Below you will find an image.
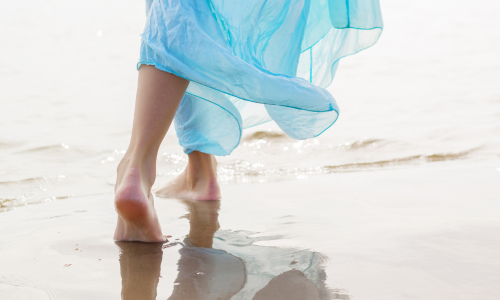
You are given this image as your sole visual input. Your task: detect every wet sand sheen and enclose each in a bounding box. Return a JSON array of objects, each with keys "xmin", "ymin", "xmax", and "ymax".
[
  {"xmin": 0, "ymin": 159, "xmax": 499, "ymax": 299},
  {"xmin": 1, "ymin": 0, "xmax": 500, "ymax": 298}
]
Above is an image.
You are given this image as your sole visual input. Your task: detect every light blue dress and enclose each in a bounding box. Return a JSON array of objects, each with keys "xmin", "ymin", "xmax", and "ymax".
[{"xmin": 139, "ymin": 0, "xmax": 383, "ymax": 156}]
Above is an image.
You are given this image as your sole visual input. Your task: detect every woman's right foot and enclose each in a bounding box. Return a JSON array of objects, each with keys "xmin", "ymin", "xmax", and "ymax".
[
  {"xmin": 155, "ymin": 151, "xmax": 221, "ymax": 201},
  {"xmin": 114, "ymin": 161, "xmax": 165, "ymax": 242}
]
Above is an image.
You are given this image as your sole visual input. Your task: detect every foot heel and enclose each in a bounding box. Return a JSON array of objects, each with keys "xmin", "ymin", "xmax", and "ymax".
[{"xmin": 115, "ymin": 186, "xmax": 149, "ymax": 222}]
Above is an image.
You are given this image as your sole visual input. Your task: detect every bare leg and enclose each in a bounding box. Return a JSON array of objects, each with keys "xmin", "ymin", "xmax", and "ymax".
[
  {"xmin": 155, "ymin": 151, "xmax": 221, "ymax": 201},
  {"xmin": 114, "ymin": 65, "xmax": 189, "ymax": 242}
]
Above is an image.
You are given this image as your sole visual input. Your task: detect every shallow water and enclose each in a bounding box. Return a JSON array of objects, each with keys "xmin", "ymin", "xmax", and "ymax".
[
  {"xmin": 1, "ymin": 1, "xmax": 500, "ymax": 299},
  {"xmin": 0, "ymin": 194, "xmax": 341, "ymax": 299},
  {"xmin": 1, "ymin": 0, "xmax": 499, "ymax": 210},
  {"xmin": 1, "ymin": 162, "xmax": 499, "ymax": 299}
]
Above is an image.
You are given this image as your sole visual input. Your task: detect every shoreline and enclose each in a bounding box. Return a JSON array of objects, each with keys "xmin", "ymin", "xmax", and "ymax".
[{"xmin": 1, "ymin": 159, "xmax": 499, "ymax": 299}]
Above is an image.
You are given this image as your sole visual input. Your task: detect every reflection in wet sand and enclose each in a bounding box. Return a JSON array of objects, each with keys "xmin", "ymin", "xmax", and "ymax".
[
  {"xmin": 253, "ymin": 270, "xmax": 320, "ymax": 300},
  {"xmin": 118, "ymin": 199, "xmax": 336, "ymax": 299},
  {"xmin": 183, "ymin": 200, "xmax": 222, "ymax": 248},
  {"xmin": 169, "ymin": 200, "xmax": 246, "ymax": 300},
  {"xmin": 116, "ymin": 241, "xmax": 163, "ymax": 300}
]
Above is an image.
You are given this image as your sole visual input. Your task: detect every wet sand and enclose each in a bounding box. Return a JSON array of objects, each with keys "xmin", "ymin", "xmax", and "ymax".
[
  {"xmin": 1, "ymin": 0, "xmax": 500, "ymax": 298},
  {"xmin": 1, "ymin": 159, "xmax": 499, "ymax": 300}
]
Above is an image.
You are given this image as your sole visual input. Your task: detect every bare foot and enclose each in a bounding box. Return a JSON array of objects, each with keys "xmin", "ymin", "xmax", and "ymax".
[
  {"xmin": 114, "ymin": 162, "xmax": 165, "ymax": 242},
  {"xmin": 155, "ymin": 151, "xmax": 221, "ymax": 201}
]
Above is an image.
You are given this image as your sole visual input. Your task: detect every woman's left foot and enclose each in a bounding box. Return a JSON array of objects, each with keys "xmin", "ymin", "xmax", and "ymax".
[
  {"xmin": 155, "ymin": 151, "xmax": 220, "ymax": 201},
  {"xmin": 114, "ymin": 159, "xmax": 165, "ymax": 242}
]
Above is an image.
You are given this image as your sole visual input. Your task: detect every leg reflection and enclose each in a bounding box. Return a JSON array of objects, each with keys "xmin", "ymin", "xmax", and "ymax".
[
  {"xmin": 116, "ymin": 242, "xmax": 163, "ymax": 300},
  {"xmin": 168, "ymin": 200, "xmax": 246, "ymax": 300},
  {"xmin": 184, "ymin": 199, "xmax": 221, "ymax": 248},
  {"xmin": 117, "ymin": 200, "xmax": 327, "ymax": 300}
]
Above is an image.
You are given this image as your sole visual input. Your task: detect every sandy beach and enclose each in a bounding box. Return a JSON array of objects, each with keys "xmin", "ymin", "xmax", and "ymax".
[
  {"xmin": 1, "ymin": 0, "xmax": 500, "ymax": 298},
  {"xmin": 1, "ymin": 158, "xmax": 499, "ymax": 299}
]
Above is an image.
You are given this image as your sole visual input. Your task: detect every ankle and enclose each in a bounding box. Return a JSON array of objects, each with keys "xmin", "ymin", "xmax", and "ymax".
[
  {"xmin": 185, "ymin": 151, "xmax": 217, "ymax": 181},
  {"xmin": 117, "ymin": 151, "xmax": 157, "ymax": 188}
]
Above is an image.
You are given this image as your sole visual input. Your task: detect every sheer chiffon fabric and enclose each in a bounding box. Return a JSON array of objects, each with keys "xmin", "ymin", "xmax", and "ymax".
[{"xmin": 139, "ymin": 0, "xmax": 383, "ymax": 156}]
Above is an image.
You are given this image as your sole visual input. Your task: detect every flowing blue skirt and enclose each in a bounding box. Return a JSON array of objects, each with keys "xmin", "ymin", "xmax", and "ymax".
[{"xmin": 139, "ymin": 0, "xmax": 383, "ymax": 156}]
